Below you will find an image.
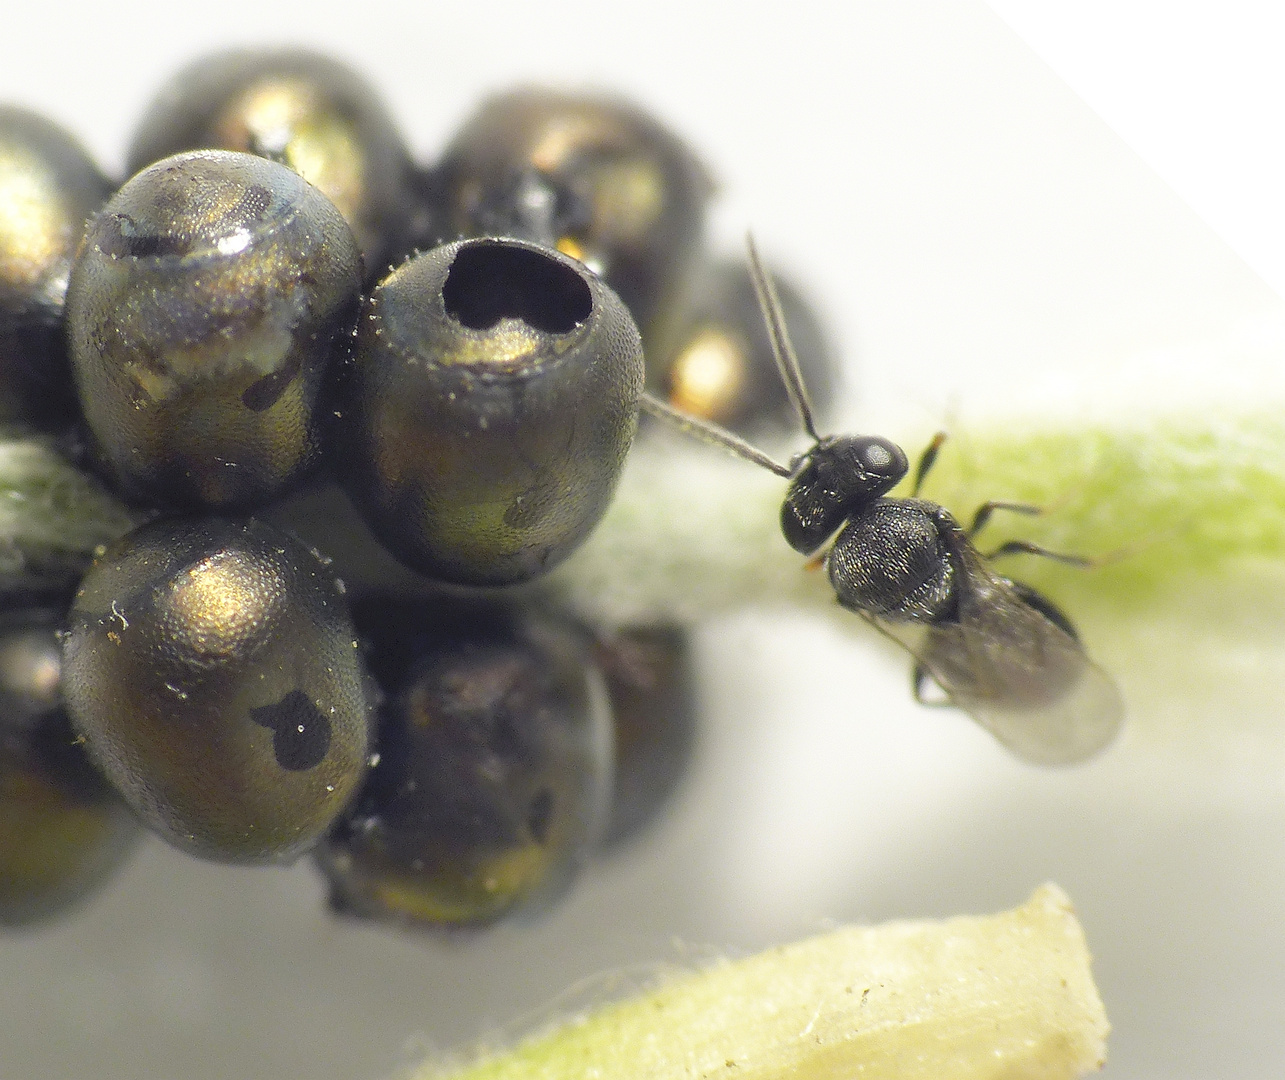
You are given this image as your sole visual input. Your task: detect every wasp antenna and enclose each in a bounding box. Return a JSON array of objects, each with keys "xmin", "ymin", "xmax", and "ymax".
[
  {"xmin": 746, "ymin": 233, "xmax": 820, "ymax": 443},
  {"xmin": 639, "ymin": 392, "xmax": 793, "ymax": 478}
]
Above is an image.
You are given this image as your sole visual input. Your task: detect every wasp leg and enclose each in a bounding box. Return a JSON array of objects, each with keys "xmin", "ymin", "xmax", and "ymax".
[
  {"xmin": 911, "ymin": 431, "xmax": 948, "ymax": 497},
  {"xmin": 984, "ymin": 539, "xmax": 1093, "ymax": 567},
  {"xmin": 968, "ymin": 500, "xmax": 1042, "ymax": 538},
  {"xmin": 1005, "ymin": 579, "xmax": 1080, "ymax": 641}
]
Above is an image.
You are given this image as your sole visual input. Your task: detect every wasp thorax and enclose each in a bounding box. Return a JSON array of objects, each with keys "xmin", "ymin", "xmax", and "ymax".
[
  {"xmin": 438, "ymin": 89, "xmax": 712, "ymax": 353},
  {"xmin": 66, "ymin": 151, "xmax": 362, "ymax": 510},
  {"xmin": 828, "ymin": 500, "xmax": 956, "ymax": 622},
  {"xmin": 0, "ymin": 108, "xmax": 111, "ymax": 428},
  {"xmin": 317, "ymin": 601, "xmax": 612, "ymax": 928},
  {"xmin": 339, "ymin": 237, "xmax": 644, "ymax": 586},
  {"xmin": 127, "ymin": 49, "xmax": 416, "ymax": 275},
  {"xmin": 61, "ymin": 517, "xmax": 373, "ymax": 863}
]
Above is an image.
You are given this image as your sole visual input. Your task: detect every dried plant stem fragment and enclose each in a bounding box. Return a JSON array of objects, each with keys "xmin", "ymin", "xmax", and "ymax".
[{"xmin": 424, "ymin": 884, "xmax": 1107, "ymax": 1080}]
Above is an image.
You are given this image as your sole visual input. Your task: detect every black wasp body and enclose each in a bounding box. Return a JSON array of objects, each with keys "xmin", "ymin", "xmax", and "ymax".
[{"xmin": 641, "ymin": 240, "xmax": 1123, "ymax": 766}]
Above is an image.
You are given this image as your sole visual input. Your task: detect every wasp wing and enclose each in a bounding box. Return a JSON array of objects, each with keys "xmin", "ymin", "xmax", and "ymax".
[{"xmin": 870, "ymin": 556, "xmax": 1123, "ymax": 766}]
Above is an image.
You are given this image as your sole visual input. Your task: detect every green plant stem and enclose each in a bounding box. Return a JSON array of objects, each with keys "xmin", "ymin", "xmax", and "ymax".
[{"xmin": 548, "ymin": 410, "xmax": 1285, "ymax": 626}]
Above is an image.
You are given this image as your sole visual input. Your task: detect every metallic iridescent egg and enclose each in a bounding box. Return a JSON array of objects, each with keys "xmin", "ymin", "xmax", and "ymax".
[
  {"xmin": 127, "ymin": 49, "xmax": 416, "ymax": 276},
  {"xmin": 0, "ymin": 108, "xmax": 110, "ymax": 427},
  {"xmin": 66, "ymin": 151, "xmax": 362, "ymax": 510},
  {"xmin": 437, "ymin": 88, "xmax": 712, "ymax": 353},
  {"xmin": 595, "ymin": 623, "xmax": 697, "ymax": 849},
  {"xmin": 0, "ymin": 606, "xmax": 139, "ymax": 925},
  {"xmin": 318, "ymin": 600, "xmax": 612, "ymax": 927},
  {"xmin": 656, "ymin": 257, "xmax": 836, "ymax": 436},
  {"xmin": 338, "ymin": 237, "xmax": 644, "ymax": 586},
  {"xmin": 61, "ymin": 517, "xmax": 373, "ymax": 863}
]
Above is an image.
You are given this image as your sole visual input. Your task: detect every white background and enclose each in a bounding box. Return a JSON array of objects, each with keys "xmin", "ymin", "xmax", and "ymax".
[
  {"xmin": 990, "ymin": 2, "xmax": 1285, "ymax": 303},
  {"xmin": 1, "ymin": 3, "xmax": 1284, "ymax": 1079}
]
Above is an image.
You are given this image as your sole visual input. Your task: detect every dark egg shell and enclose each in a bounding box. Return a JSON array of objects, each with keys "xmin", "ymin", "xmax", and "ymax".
[
  {"xmin": 655, "ymin": 257, "xmax": 837, "ymax": 436},
  {"xmin": 437, "ymin": 88, "xmax": 712, "ymax": 353},
  {"xmin": 0, "ymin": 108, "xmax": 111, "ymax": 428},
  {"xmin": 127, "ymin": 48, "xmax": 416, "ymax": 276},
  {"xmin": 0, "ymin": 607, "xmax": 139, "ymax": 925},
  {"xmin": 317, "ymin": 599, "xmax": 613, "ymax": 928},
  {"xmin": 61, "ymin": 517, "xmax": 373, "ymax": 863},
  {"xmin": 66, "ymin": 150, "xmax": 362, "ymax": 511},
  {"xmin": 595, "ymin": 624, "xmax": 697, "ymax": 850},
  {"xmin": 338, "ymin": 237, "xmax": 644, "ymax": 586}
]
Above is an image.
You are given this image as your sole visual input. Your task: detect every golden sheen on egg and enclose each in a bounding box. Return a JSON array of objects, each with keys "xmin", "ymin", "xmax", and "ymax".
[
  {"xmin": 66, "ymin": 150, "xmax": 362, "ymax": 510},
  {"xmin": 438, "ymin": 88, "xmax": 712, "ymax": 352},
  {"xmin": 657, "ymin": 257, "xmax": 836, "ymax": 436},
  {"xmin": 0, "ymin": 108, "xmax": 110, "ymax": 427},
  {"xmin": 126, "ymin": 48, "xmax": 416, "ymax": 274},
  {"xmin": 61, "ymin": 517, "xmax": 373, "ymax": 863},
  {"xmin": 0, "ymin": 608, "xmax": 139, "ymax": 925},
  {"xmin": 339, "ymin": 237, "xmax": 644, "ymax": 586}
]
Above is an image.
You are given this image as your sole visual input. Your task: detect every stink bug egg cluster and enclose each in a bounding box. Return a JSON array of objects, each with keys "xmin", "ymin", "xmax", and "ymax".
[{"xmin": 0, "ymin": 48, "xmax": 834, "ymax": 928}]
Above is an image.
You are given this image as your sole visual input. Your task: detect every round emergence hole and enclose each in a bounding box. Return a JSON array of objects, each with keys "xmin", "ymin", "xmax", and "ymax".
[{"xmin": 443, "ymin": 241, "xmax": 593, "ymax": 333}]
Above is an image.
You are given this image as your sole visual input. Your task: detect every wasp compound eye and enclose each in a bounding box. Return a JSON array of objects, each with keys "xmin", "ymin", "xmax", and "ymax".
[
  {"xmin": 0, "ymin": 108, "xmax": 111, "ymax": 429},
  {"xmin": 849, "ymin": 436, "xmax": 908, "ymax": 482},
  {"xmin": 61, "ymin": 517, "xmax": 373, "ymax": 863},
  {"xmin": 66, "ymin": 150, "xmax": 362, "ymax": 511},
  {"xmin": 338, "ymin": 237, "xmax": 644, "ymax": 586},
  {"xmin": 126, "ymin": 49, "xmax": 415, "ymax": 276},
  {"xmin": 317, "ymin": 601, "xmax": 613, "ymax": 928},
  {"xmin": 438, "ymin": 89, "xmax": 712, "ymax": 354},
  {"xmin": 0, "ymin": 607, "xmax": 140, "ymax": 925}
]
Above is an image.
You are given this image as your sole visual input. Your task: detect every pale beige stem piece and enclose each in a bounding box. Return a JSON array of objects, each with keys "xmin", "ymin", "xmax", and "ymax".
[{"xmin": 422, "ymin": 884, "xmax": 1107, "ymax": 1080}]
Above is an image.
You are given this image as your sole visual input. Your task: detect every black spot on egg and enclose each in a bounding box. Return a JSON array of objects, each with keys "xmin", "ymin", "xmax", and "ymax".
[
  {"xmin": 62, "ymin": 517, "xmax": 373, "ymax": 863},
  {"xmin": 250, "ymin": 690, "xmax": 331, "ymax": 772},
  {"xmin": 240, "ymin": 354, "xmax": 303, "ymax": 413}
]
